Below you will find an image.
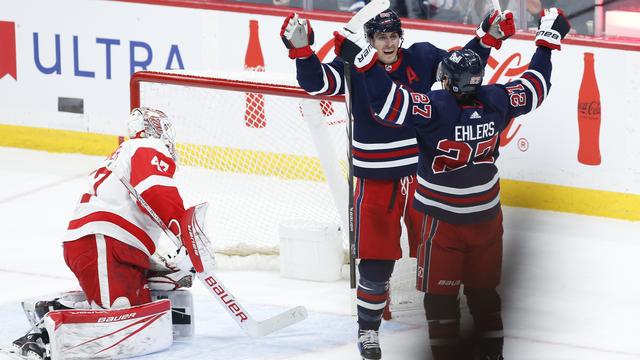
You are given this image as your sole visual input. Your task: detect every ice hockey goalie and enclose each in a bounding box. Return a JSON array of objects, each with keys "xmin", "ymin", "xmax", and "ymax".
[{"xmin": 5, "ymin": 108, "xmax": 210, "ymax": 360}]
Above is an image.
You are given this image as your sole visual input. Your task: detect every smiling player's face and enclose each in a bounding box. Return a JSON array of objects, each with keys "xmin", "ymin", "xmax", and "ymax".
[{"xmin": 371, "ymin": 32, "xmax": 401, "ymax": 65}]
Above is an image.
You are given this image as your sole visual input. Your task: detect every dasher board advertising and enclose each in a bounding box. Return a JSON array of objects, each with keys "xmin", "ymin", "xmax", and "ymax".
[{"xmin": 0, "ymin": 0, "xmax": 638, "ymax": 219}]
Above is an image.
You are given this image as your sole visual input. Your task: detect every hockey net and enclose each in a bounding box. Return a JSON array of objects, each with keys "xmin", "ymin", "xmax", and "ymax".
[{"xmin": 130, "ymin": 70, "xmax": 423, "ymax": 318}]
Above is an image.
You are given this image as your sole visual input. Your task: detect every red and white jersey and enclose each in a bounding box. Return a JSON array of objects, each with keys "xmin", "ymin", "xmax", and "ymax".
[{"xmin": 64, "ymin": 138, "xmax": 185, "ymax": 256}]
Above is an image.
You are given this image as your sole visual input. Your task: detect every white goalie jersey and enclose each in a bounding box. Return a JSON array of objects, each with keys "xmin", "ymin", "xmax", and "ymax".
[{"xmin": 63, "ymin": 138, "xmax": 185, "ymax": 256}]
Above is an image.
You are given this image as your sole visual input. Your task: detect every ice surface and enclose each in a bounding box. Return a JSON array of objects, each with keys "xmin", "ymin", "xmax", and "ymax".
[{"xmin": 1, "ymin": 147, "xmax": 639, "ymax": 359}]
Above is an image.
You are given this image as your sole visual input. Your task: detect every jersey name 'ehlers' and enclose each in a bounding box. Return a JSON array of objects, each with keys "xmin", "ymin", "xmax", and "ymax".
[{"xmin": 454, "ymin": 122, "xmax": 495, "ymax": 142}]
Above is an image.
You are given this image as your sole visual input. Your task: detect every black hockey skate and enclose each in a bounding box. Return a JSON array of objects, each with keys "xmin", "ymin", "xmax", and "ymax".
[
  {"xmin": 357, "ymin": 329, "xmax": 381, "ymax": 360},
  {"xmin": 11, "ymin": 330, "xmax": 50, "ymax": 360}
]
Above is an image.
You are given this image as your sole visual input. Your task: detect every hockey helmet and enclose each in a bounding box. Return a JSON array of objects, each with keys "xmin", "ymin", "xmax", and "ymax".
[
  {"xmin": 128, "ymin": 107, "xmax": 177, "ymax": 159},
  {"xmin": 364, "ymin": 10, "xmax": 403, "ymax": 38},
  {"xmin": 436, "ymin": 49, "xmax": 484, "ymax": 95}
]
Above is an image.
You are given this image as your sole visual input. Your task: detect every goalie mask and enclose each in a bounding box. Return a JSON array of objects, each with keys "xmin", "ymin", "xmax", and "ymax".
[{"xmin": 128, "ymin": 107, "xmax": 177, "ymax": 160}]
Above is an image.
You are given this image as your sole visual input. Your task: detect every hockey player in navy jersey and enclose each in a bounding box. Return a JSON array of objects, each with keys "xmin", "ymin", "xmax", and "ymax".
[
  {"xmin": 335, "ymin": 7, "xmax": 570, "ymax": 360},
  {"xmin": 281, "ymin": 9, "xmax": 515, "ymax": 360}
]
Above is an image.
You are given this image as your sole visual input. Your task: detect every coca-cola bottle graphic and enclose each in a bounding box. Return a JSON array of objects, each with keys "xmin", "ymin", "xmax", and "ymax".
[
  {"xmin": 244, "ymin": 20, "xmax": 266, "ymax": 128},
  {"xmin": 577, "ymin": 52, "xmax": 601, "ymax": 165}
]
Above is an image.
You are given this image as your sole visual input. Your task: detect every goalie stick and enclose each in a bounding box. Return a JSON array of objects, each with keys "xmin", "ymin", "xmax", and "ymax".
[
  {"xmin": 342, "ymin": 0, "xmax": 390, "ymax": 295},
  {"xmin": 113, "ymin": 170, "xmax": 308, "ymax": 337}
]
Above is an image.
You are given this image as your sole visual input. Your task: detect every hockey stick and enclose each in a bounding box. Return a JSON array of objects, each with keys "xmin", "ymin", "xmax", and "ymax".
[
  {"xmin": 491, "ymin": 0, "xmax": 502, "ymax": 12},
  {"xmin": 344, "ymin": 0, "xmax": 390, "ymax": 33},
  {"xmin": 340, "ymin": 0, "xmax": 390, "ymax": 296},
  {"xmin": 113, "ymin": 172, "xmax": 307, "ymax": 337},
  {"xmin": 345, "ymin": 61, "xmax": 357, "ymax": 293}
]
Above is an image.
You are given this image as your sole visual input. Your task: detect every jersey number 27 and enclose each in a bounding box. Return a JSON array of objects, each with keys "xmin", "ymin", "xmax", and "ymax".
[{"xmin": 432, "ymin": 134, "xmax": 499, "ymax": 173}]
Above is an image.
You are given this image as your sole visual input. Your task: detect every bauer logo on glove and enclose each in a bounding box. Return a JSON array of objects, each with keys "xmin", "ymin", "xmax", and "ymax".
[{"xmin": 535, "ymin": 7, "xmax": 571, "ymax": 50}]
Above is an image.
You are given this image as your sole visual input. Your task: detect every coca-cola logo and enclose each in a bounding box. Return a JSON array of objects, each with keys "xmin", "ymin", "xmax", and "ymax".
[{"xmin": 578, "ymin": 101, "xmax": 600, "ymax": 116}]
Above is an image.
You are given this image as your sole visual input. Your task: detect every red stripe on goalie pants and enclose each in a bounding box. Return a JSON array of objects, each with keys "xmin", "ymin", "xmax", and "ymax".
[{"xmin": 0, "ymin": 21, "xmax": 17, "ymax": 80}]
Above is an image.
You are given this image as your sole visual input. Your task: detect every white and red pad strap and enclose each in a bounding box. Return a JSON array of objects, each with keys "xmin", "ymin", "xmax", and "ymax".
[
  {"xmin": 43, "ymin": 300, "xmax": 172, "ymax": 360},
  {"xmin": 178, "ymin": 202, "xmax": 211, "ymax": 273}
]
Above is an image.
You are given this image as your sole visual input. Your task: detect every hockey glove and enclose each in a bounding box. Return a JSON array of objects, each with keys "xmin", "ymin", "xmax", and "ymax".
[
  {"xmin": 333, "ymin": 29, "xmax": 378, "ymax": 72},
  {"xmin": 280, "ymin": 13, "xmax": 315, "ymax": 59},
  {"xmin": 535, "ymin": 8, "xmax": 571, "ymax": 50},
  {"xmin": 476, "ymin": 10, "xmax": 516, "ymax": 49}
]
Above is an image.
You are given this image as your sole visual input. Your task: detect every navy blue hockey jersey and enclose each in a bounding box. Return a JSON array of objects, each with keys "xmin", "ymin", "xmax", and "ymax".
[
  {"xmin": 364, "ymin": 47, "xmax": 553, "ymax": 223},
  {"xmin": 296, "ymin": 38, "xmax": 490, "ymax": 179}
]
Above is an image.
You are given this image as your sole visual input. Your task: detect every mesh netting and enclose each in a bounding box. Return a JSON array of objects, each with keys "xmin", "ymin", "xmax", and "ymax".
[{"xmin": 138, "ymin": 72, "xmax": 347, "ymax": 256}]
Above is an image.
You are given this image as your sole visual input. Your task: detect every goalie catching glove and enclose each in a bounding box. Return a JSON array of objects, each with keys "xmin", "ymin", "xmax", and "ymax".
[
  {"xmin": 333, "ymin": 29, "xmax": 378, "ymax": 72},
  {"xmin": 535, "ymin": 7, "xmax": 571, "ymax": 50},
  {"xmin": 476, "ymin": 10, "xmax": 516, "ymax": 49},
  {"xmin": 281, "ymin": 13, "xmax": 315, "ymax": 59}
]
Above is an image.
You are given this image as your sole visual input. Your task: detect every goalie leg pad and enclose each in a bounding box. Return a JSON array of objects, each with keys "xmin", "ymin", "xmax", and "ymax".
[{"xmin": 43, "ymin": 299, "xmax": 172, "ymax": 360}]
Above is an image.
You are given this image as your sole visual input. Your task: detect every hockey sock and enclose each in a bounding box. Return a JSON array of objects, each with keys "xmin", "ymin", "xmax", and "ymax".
[
  {"xmin": 357, "ymin": 259, "xmax": 394, "ymax": 331},
  {"xmin": 424, "ymin": 293, "xmax": 461, "ymax": 359},
  {"xmin": 464, "ymin": 287, "xmax": 504, "ymax": 356}
]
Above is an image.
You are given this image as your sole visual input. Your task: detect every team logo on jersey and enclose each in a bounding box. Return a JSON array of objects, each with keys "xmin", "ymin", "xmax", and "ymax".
[
  {"xmin": 470, "ymin": 111, "xmax": 482, "ymax": 119},
  {"xmin": 0, "ymin": 21, "xmax": 17, "ymax": 80},
  {"xmin": 151, "ymin": 156, "xmax": 169, "ymax": 172}
]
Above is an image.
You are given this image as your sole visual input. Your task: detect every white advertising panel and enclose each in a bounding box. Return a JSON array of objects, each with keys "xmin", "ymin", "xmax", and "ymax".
[{"xmin": 1, "ymin": 0, "xmax": 638, "ymax": 200}]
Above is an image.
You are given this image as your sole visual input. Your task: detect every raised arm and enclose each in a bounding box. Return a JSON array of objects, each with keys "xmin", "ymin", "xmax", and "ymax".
[
  {"xmin": 498, "ymin": 8, "xmax": 570, "ymax": 119},
  {"xmin": 427, "ymin": 10, "xmax": 515, "ymax": 81},
  {"xmin": 281, "ymin": 13, "xmax": 345, "ymax": 96}
]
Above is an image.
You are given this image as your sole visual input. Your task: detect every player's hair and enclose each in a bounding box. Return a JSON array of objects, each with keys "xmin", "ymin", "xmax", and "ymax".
[
  {"xmin": 437, "ymin": 49, "xmax": 485, "ymax": 96},
  {"xmin": 364, "ymin": 9, "xmax": 403, "ymax": 39}
]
